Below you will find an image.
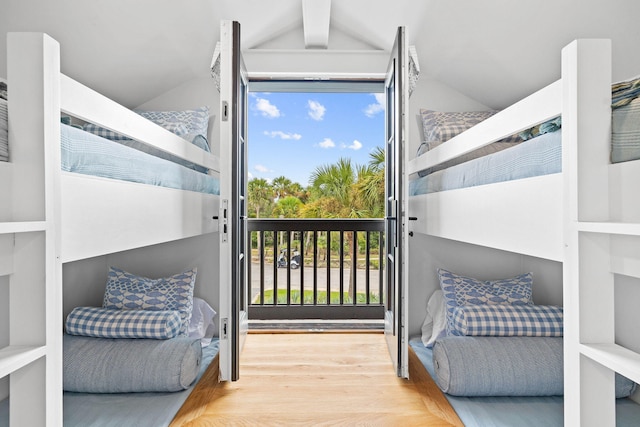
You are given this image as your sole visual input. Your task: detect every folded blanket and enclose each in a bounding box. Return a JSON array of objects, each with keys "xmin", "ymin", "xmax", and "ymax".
[
  {"xmin": 612, "ymin": 76, "xmax": 640, "ymax": 108},
  {"xmin": 63, "ymin": 334, "xmax": 202, "ymax": 393},
  {"xmin": 433, "ymin": 336, "xmax": 637, "ymax": 397}
]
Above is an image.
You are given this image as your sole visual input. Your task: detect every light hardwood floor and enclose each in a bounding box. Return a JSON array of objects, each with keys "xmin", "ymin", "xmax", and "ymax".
[{"xmin": 171, "ymin": 332, "xmax": 462, "ymax": 426}]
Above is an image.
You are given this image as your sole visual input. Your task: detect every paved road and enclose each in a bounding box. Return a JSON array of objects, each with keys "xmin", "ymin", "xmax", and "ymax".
[{"xmin": 249, "ymin": 261, "xmax": 382, "ymax": 302}]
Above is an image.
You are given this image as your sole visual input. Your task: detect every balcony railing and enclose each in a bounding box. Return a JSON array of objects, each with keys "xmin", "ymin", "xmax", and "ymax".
[{"xmin": 248, "ymin": 218, "xmax": 385, "ymax": 320}]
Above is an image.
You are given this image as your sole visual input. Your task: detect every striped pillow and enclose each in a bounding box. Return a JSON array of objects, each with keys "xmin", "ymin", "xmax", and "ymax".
[
  {"xmin": 65, "ymin": 306, "xmax": 181, "ymax": 339},
  {"xmin": 450, "ymin": 304, "xmax": 563, "ymax": 337}
]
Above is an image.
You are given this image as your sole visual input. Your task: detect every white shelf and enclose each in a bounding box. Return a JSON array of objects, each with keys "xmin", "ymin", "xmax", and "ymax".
[
  {"xmin": 577, "ymin": 221, "xmax": 640, "ymax": 236},
  {"xmin": 0, "ymin": 221, "xmax": 47, "ymax": 235},
  {"xmin": 0, "ymin": 345, "xmax": 47, "ymax": 379},
  {"xmin": 580, "ymin": 343, "xmax": 640, "ymax": 384}
]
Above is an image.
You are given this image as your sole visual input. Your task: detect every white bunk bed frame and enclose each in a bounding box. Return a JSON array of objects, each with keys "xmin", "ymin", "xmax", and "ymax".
[
  {"xmin": 408, "ymin": 39, "xmax": 640, "ymax": 426},
  {"xmin": 0, "ymin": 33, "xmax": 220, "ymax": 426}
]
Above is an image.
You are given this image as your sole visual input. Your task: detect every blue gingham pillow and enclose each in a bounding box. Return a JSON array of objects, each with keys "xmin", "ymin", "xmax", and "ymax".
[
  {"xmin": 65, "ymin": 306, "xmax": 181, "ymax": 339},
  {"xmin": 82, "ymin": 123, "xmax": 132, "ymax": 141},
  {"xmin": 136, "ymin": 107, "xmax": 210, "ymax": 139},
  {"xmin": 82, "ymin": 121, "xmax": 189, "ymax": 141},
  {"xmin": 437, "ymin": 268, "xmax": 533, "ymax": 335},
  {"xmin": 82, "ymin": 106, "xmax": 210, "ymax": 147},
  {"xmin": 103, "ymin": 267, "xmax": 197, "ymax": 336},
  {"xmin": 450, "ymin": 304, "xmax": 563, "ymax": 337},
  {"xmin": 419, "ymin": 109, "xmax": 521, "ymax": 151}
]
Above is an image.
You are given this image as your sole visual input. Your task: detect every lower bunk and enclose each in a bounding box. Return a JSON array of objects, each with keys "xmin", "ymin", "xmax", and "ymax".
[
  {"xmin": 0, "ymin": 338, "xmax": 219, "ymax": 427},
  {"xmin": 409, "ymin": 337, "xmax": 640, "ymax": 427}
]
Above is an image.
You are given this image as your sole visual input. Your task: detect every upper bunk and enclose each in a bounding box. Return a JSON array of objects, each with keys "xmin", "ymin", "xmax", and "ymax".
[
  {"xmin": 2, "ymin": 32, "xmax": 221, "ymax": 263},
  {"xmin": 407, "ymin": 39, "xmax": 640, "ymax": 263}
]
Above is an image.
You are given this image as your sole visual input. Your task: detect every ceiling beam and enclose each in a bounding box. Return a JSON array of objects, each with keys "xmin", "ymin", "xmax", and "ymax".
[{"xmin": 302, "ymin": 0, "xmax": 331, "ymax": 49}]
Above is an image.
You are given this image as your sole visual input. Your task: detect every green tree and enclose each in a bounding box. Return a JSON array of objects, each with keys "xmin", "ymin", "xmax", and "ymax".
[
  {"xmin": 272, "ymin": 176, "xmax": 293, "ymax": 201},
  {"xmin": 306, "ymin": 156, "xmax": 383, "ymax": 299},
  {"xmin": 248, "ymin": 178, "xmax": 273, "ymax": 219},
  {"xmin": 354, "ymin": 146, "xmax": 385, "ymax": 218},
  {"xmin": 274, "ymin": 195, "xmax": 303, "ymax": 218}
]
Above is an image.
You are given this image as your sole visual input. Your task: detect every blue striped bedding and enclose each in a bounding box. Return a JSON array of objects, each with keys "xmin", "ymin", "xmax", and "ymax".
[
  {"xmin": 410, "ymin": 129, "xmax": 562, "ymax": 195},
  {"xmin": 409, "ymin": 337, "xmax": 640, "ymax": 427},
  {"xmin": 0, "ymin": 339, "xmax": 218, "ymax": 427},
  {"xmin": 61, "ymin": 124, "xmax": 219, "ymax": 195},
  {"xmin": 411, "ymin": 91, "xmax": 640, "ymax": 196}
]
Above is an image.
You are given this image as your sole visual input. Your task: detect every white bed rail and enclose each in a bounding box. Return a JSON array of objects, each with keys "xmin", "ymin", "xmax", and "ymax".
[
  {"xmin": 408, "ymin": 80, "xmax": 561, "ymax": 176},
  {"xmin": 60, "ymin": 75, "xmax": 220, "ymax": 174}
]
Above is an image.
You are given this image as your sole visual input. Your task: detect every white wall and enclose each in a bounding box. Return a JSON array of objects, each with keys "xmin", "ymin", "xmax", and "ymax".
[
  {"xmin": 615, "ymin": 275, "xmax": 640, "ymax": 354},
  {"xmin": 0, "ymin": 276, "xmax": 8, "ymax": 401}
]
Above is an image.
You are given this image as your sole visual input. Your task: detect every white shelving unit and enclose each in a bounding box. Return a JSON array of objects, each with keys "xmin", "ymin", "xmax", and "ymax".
[
  {"xmin": 562, "ymin": 40, "xmax": 640, "ymax": 427},
  {"xmin": 0, "ymin": 33, "xmax": 63, "ymax": 427}
]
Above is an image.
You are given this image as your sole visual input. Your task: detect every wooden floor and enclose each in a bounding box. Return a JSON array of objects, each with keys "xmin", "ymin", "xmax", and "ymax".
[{"xmin": 171, "ymin": 332, "xmax": 462, "ymax": 426}]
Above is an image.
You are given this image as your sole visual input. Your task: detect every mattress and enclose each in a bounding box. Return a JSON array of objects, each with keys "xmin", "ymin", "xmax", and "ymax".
[
  {"xmin": 409, "ymin": 337, "xmax": 640, "ymax": 427},
  {"xmin": 61, "ymin": 124, "xmax": 219, "ymax": 195},
  {"xmin": 0, "ymin": 339, "xmax": 219, "ymax": 427},
  {"xmin": 410, "ymin": 129, "xmax": 561, "ymax": 195}
]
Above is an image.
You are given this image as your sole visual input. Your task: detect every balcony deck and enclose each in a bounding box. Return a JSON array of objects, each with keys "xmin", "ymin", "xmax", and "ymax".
[{"xmin": 248, "ymin": 218, "xmax": 385, "ymax": 320}]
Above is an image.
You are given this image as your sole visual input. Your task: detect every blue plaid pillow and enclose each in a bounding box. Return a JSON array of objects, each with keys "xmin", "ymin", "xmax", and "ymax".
[
  {"xmin": 65, "ymin": 306, "xmax": 181, "ymax": 339},
  {"xmin": 450, "ymin": 304, "xmax": 563, "ymax": 337},
  {"xmin": 82, "ymin": 106, "xmax": 210, "ymax": 149},
  {"xmin": 103, "ymin": 267, "xmax": 196, "ymax": 336},
  {"xmin": 419, "ymin": 109, "xmax": 521, "ymax": 151},
  {"xmin": 136, "ymin": 107, "xmax": 209, "ymax": 138},
  {"xmin": 437, "ymin": 268, "xmax": 533, "ymax": 335}
]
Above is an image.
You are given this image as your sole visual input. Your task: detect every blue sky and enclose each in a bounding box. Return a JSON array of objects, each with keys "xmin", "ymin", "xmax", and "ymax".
[{"xmin": 248, "ymin": 92, "xmax": 385, "ymax": 187}]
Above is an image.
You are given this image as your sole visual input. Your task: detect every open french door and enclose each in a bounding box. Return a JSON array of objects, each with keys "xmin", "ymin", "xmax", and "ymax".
[
  {"xmin": 219, "ymin": 20, "xmax": 249, "ymax": 382},
  {"xmin": 384, "ymin": 26, "xmax": 409, "ymax": 378}
]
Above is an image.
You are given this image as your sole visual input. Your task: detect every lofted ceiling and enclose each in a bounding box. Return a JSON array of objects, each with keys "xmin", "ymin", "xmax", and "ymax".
[{"xmin": 1, "ymin": 0, "xmax": 639, "ymax": 109}]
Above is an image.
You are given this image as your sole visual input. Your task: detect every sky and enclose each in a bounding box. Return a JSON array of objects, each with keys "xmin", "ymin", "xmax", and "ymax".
[{"xmin": 247, "ymin": 91, "xmax": 385, "ymax": 187}]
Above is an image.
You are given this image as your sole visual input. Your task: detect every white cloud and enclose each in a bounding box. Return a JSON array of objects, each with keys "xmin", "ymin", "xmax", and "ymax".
[
  {"xmin": 364, "ymin": 93, "xmax": 385, "ymax": 117},
  {"xmin": 254, "ymin": 164, "xmax": 270, "ymax": 173},
  {"xmin": 255, "ymin": 98, "xmax": 280, "ymax": 118},
  {"xmin": 318, "ymin": 138, "xmax": 335, "ymax": 149},
  {"xmin": 264, "ymin": 130, "xmax": 302, "ymax": 140},
  {"xmin": 307, "ymin": 100, "xmax": 326, "ymax": 121},
  {"xmin": 347, "ymin": 140, "xmax": 363, "ymax": 150}
]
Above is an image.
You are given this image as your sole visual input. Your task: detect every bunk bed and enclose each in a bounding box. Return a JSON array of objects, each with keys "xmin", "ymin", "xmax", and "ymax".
[
  {"xmin": 407, "ymin": 39, "xmax": 640, "ymax": 426},
  {"xmin": 0, "ymin": 32, "xmax": 221, "ymax": 426}
]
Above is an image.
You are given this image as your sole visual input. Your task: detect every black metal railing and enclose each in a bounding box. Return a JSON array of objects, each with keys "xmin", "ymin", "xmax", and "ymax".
[{"xmin": 248, "ymin": 218, "xmax": 385, "ymax": 320}]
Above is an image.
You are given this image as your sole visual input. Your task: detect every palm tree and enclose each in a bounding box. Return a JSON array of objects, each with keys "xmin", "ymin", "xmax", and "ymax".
[
  {"xmin": 248, "ymin": 178, "xmax": 274, "ymax": 260},
  {"xmin": 307, "ymin": 158, "xmax": 363, "ymax": 300},
  {"xmin": 272, "ymin": 176, "xmax": 293, "ymax": 201},
  {"xmin": 274, "ymin": 195, "xmax": 303, "ymax": 218},
  {"xmin": 354, "ymin": 146, "xmax": 385, "ymax": 218},
  {"xmin": 248, "ymin": 178, "xmax": 273, "ymax": 219}
]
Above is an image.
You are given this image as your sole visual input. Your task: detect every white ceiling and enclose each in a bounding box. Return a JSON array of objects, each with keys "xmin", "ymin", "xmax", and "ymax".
[{"xmin": 1, "ymin": 0, "xmax": 640, "ymax": 109}]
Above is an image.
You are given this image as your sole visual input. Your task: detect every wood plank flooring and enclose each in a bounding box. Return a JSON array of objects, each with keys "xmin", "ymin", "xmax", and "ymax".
[{"xmin": 171, "ymin": 332, "xmax": 462, "ymax": 426}]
